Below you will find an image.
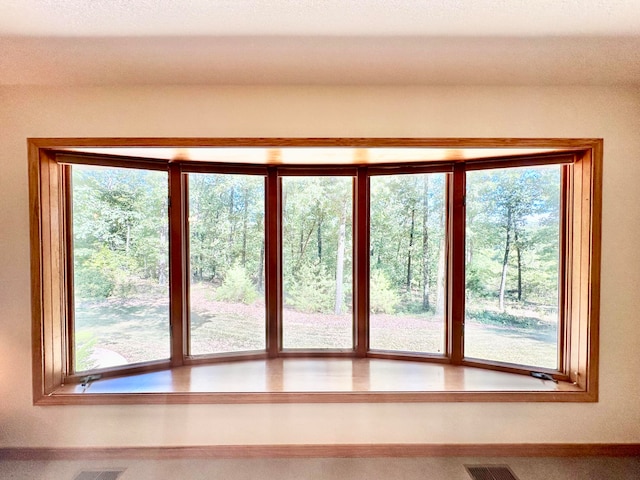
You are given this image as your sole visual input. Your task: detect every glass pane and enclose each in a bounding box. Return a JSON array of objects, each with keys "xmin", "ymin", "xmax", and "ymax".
[
  {"xmin": 71, "ymin": 165, "xmax": 169, "ymax": 372},
  {"xmin": 465, "ymin": 165, "xmax": 561, "ymax": 369},
  {"xmin": 369, "ymin": 173, "xmax": 447, "ymax": 354},
  {"xmin": 188, "ymin": 174, "xmax": 266, "ymax": 355},
  {"xmin": 282, "ymin": 177, "xmax": 353, "ymax": 349}
]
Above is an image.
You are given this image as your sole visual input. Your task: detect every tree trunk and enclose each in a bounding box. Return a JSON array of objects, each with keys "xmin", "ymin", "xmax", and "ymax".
[
  {"xmin": 228, "ymin": 185, "xmax": 235, "ymax": 265},
  {"xmin": 125, "ymin": 224, "xmax": 131, "ymax": 254},
  {"xmin": 158, "ymin": 210, "xmax": 168, "ymax": 286},
  {"xmin": 317, "ymin": 218, "xmax": 323, "ymax": 261},
  {"xmin": 406, "ymin": 205, "xmax": 416, "ymax": 293},
  {"xmin": 334, "ymin": 200, "xmax": 347, "ymax": 315},
  {"xmin": 257, "ymin": 239, "xmax": 264, "ymax": 291},
  {"xmin": 435, "ymin": 235, "xmax": 446, "ymax": 316},
  {"xmin": 292, "ymin": 220, "xmax": 318, "ymax": 272},
  {"xmin": 515, "ymin": 227, "xmax": 522, "ymax": 302},
  {"xmin": 435, "ymin": 206, "xmax": 446, "ymax": 316},
  {"xmin": 422, "ymin": 176, "xmax": 430, "ymax": 310},
  {"xmin": 299, "ymin": 224, "xmax": 304, "ymax": 256},
  {"xmin": 498, "ymin": 209, "xmax": 512, "ymax": 312},
  {"xmin": 241, "ymin": 186, "xmax": 248, "ymax": 267}
]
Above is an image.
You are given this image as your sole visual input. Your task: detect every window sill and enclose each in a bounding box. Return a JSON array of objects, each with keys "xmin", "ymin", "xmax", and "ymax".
[{"xmin": 37, "ymin": 358, "xmax": 590, "ymax": 405}]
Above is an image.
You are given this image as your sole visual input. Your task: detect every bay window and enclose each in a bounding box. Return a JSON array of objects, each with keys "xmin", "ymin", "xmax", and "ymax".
[{"xmin": 29, "ymin": 138, "xmax": 602, "ymax": 403}]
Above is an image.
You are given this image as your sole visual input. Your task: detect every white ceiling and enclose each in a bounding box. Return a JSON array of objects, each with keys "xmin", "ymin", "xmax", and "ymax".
[
  {"xmin": 3, "ymin": 0, "xmax": 640, "ymax": 37},
  {"xmin": 1, "ymin": 1, "xmax": 640, "ymax": 86}
]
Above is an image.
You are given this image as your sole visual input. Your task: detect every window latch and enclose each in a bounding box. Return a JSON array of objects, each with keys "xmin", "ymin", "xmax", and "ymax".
[
  {"xmin": 80, "ymin": 374, "xmax": 101, "ymax": 392},
  {"xmin": 530, "ymin": 371, "xmax": 557, "ymax": 383}
]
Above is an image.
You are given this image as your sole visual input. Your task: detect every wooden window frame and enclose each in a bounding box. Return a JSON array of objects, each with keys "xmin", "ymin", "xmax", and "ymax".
[{"xmin": 29, "ymin": 138, "xmax": 602, "ymax": 404}]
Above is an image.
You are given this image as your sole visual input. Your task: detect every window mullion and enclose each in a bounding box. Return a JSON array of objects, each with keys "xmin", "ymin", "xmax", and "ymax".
[
  {"xmin": 265, "ymin": 167, "xmax": 281, "ymax": 357},
  {"xmin": 355, "ymin": 167, "xmax": 369, "ymax": 356},
  {"xmin": 448, "ymin": 164, "xmax": 466, "ymax": 364},
  {"xmin": 169, "ymin": 164, "xmax": 186, "ymax": 366}
]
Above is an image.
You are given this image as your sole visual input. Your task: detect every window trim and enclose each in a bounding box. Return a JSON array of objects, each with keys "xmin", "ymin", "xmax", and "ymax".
[{"xmin": 29, "ymin": 138, "xmax": 602, "ymax": 404}]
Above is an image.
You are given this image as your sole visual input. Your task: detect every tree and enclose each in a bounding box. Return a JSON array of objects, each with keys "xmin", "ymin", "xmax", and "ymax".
[
  {"xmin": 369, "ymin": 173, "xmax": 446, "ymax": 313},
  {"xmin": 421, "ymin": 175, "xmax": 431, "ymax": 310},
  {"xmin": 71, "ymin": 165, "xmax": 168, "ymax": 299},
  {"xmin": 282, "ymin": 176, "xmax": 353, "ymax": 314},
  {"xmin": 188, "ymin": 173, "xmax": 264, "ymax": 289},
  {"xmin": 334, "ymin": 196, "xmax": 348, "ymax": 314},
  {"xmin": 466, "ymin": 166, "xmax": 560, "ymax": 312}
]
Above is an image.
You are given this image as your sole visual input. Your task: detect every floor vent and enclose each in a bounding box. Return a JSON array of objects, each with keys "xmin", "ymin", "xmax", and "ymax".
[
  {"xmin": 73, "ymin": 470, "xmax": 125, "ymax": 480},
  {"xmin": 465, "ymin": 465, "xmax": 520, "ymax": 480}
]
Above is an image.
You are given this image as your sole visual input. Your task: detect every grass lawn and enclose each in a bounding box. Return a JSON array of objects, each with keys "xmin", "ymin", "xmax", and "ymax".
[{"xmin": 74, "ymin": 285, "xmax": 558, "ymax": 372}]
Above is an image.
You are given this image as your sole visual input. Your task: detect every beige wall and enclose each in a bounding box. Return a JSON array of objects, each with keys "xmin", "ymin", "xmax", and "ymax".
[{"xmin": 1, "ymin": 85, "xmax": 639, "ymax": 448}]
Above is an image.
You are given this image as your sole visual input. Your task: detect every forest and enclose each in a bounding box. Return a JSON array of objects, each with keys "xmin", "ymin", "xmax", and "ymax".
[{"xmin": 70, "ymin": 164, "xmax": 561, "ymax": 371}]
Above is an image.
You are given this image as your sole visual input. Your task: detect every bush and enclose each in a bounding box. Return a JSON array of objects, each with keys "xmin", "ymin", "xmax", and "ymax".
[
  {"xmin": 369, "ymin": 269, "xmax": 398, "ymax": 314},
  {"xmin": 75, "ymin": 246, "xmax": 138, "ymax": 299},
  {"xmin": 215, "ymin": 265, "xmax": 259, "ymax": 304},
  {"xmin": 287, "ymin": 263, "xmax": 335, "ymax": 313},
  {"xmin": 74, "ymin": 246, "xmax": 119, "ymax": 298}
]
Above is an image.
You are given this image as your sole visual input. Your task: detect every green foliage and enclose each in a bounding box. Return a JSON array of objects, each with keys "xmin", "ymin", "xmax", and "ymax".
[
  {"xmin": 369, "ymin": 173, "xmax": 446, "ymax": 310},
  {"xmin": 286, "ymin": 263, "xmax": 335, "ymax": 314},
  {"xmin": 465, "ymin": 254, "xmax": 499, "ymax": 298},
  {"xmin": 215, "ymin": 265, "xmax": 259, "ymax": 304},
  {"xmin": 74, "ymin": 246, "xmax": 143, "ymax": 299},
  {"xmin": 74, "ymin": 246, "xmax": 120, "ymax": 298},
  {"xmin": 69, "ymin": 162, "xmax": 561, "ymax": 331},
  {"xmin": 281, "ymin": 176, "xmax": 352, "ymax": 314},
  {"xmin": 189, "ymin": 174, "xmax": 265, "ymax": 285},
  {"xmin": 72, "ymin": 165, "xmax": 168, "ymax": 300},
  {"xmin": 466, "ymin": 165, "xmax": 561, "ymax": 307},
  {"xmin": 282, "ymin": 177, "xmax": 352, "ymax": 278},
  {"xmin": 74, "ymin": 331, "xmax": 97, "ymax": 372},
  {"xmin": 369, "ymin": 269, "xmax": 399, "ymax": 314}
]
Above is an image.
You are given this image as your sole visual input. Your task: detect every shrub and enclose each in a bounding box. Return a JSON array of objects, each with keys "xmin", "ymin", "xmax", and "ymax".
[
  {"xmin": 74, "ymin": 246, "xmax": 119, "ymax": 298},
  {"xmin": 287, "ymin": 263, "xmax": 335, "ymax": 313},
  {"xmin": 75, "ymin": 246, "xmax": 138, "ymax": 299},
  {"xmin": 215, "ymin": 265, "xmax": 259, "ymax": 304},
  {"xmin": 369, "ymin": 269, "xmax": 398, "ymax": 314}
]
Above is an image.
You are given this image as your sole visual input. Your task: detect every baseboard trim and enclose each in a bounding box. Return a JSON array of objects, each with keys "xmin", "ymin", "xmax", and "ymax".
[{"xmin": 1, "ymin": 443, "xmax": 639, "ymax": 460}]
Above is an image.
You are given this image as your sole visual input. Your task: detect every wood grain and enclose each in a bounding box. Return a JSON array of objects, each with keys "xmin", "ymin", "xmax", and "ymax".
[
  {"xmin": 266, "ymin": 167, "xmax": 281, "ymax": 357},
  {"xmin": 2, "ymin": 443, "xmax": 638, "ymax": 460},
  {"xmin": 169, "ymin": 164, "xmax": 186, "ymax": 366},
  {"xmin": 43, "ymin": 358, "xmax": 592, "ymax": 405},
  {"xmin": 28, "ymin": 140, "xmax": 45, "ymax": 402},
  {"xmin": 587, "ymin": 140, "xmax": 603, "ymax": 400},
  {"xmin": 28, "ymin": 137, "xmax": 602, "ymax": 149},
  {"xmin": 449, "ymin": 164, "xmax": 465, "ymax": 364},
  {"xmin": 355, "ymin": 168, "xmax": 369, "ymax": 356}
]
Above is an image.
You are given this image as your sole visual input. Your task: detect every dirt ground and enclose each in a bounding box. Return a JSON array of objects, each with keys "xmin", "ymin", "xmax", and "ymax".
[{"xmin": 75, "ymin": 284, "xmax": 557, "ymax": 371}]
